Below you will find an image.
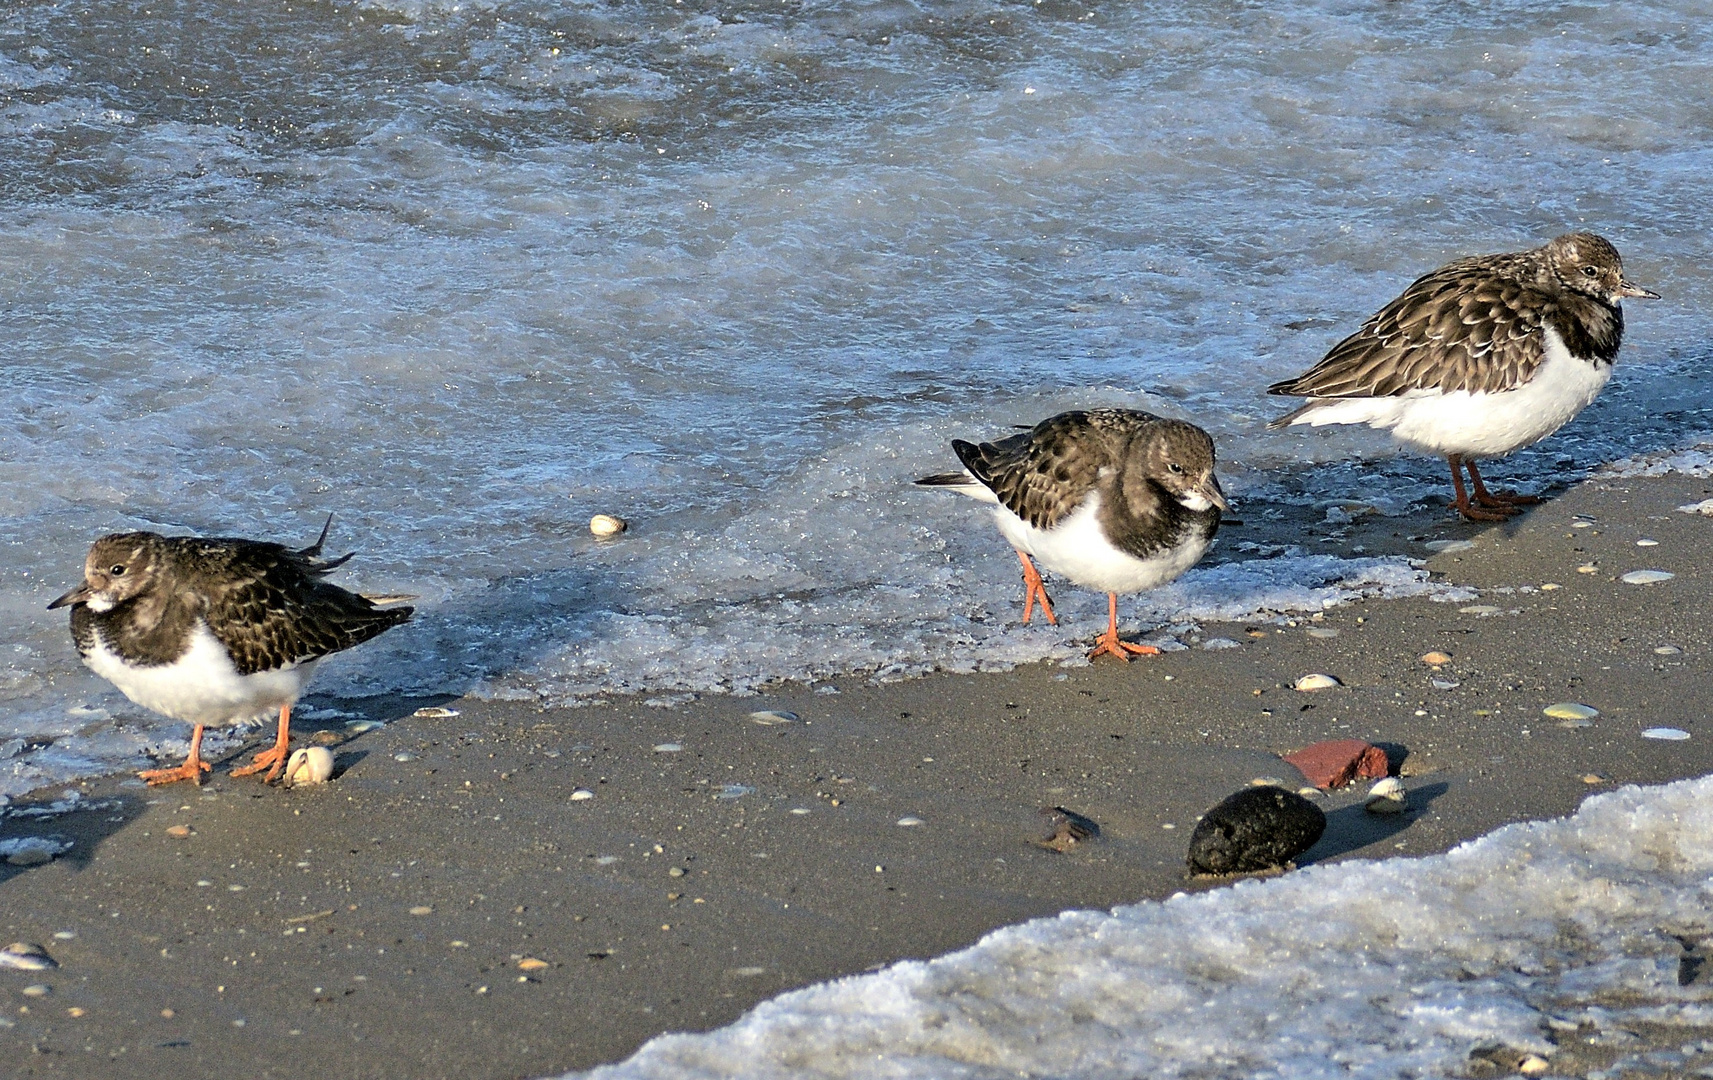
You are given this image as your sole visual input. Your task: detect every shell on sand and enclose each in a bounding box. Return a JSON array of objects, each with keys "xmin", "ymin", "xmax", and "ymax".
[
  {"xmin": 1364, "ymin": 777, "xmax": 1407, "ymax": 814},
  {"xmin": 0, "ymin": 942, "xmax": 57, "ymax": 971},
  {"xmin": 589, "ymin": 514, "xmax": 628, "ymax": 537},
  {"xmin": 1292, "ymin": 673, "xmax": 1341, "ymax": 692},
  {"xmin": 284, "ymin": 746, "xmax": 335, "ymax": 786},
  {"xmin": 1034, "ymin": 807, "xmax": 1100, "ymax": 852},
  {"xmin": 1543, "ymin": 703, "xmax": 1599, "ymax": 721}
]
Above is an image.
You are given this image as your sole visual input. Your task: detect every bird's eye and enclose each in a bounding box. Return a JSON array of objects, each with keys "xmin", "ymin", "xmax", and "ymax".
[
  {"xmin": 1168, "ymin": 463, "xmax": 1184, "ymax": 474},
  {"xmin": 109, "ymin": 564, "xmax": 126, "ymax": 576},
  {"xmin": 1582, "ymin": 265, "xmax": 1599, "ymax": 277}
]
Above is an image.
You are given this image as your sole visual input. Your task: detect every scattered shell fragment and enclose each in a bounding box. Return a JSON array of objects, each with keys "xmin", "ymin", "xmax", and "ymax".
[
  {"xmin": 1620, "ymin": 569, "xmax": 1674, "ymax": 585},
  {"xmin": 1543, "ymin": 703, "xmax": 1599, "ymax": 721},
  {"xmin": 1430, "ymin": 678, "xmax": 1459, "ymax": 691},
  {"xmin": 653, "ymin": 743, "xmax": 683, "ymax": 753},
  {"xmin": 1304, "ymin": 627, "xmax": 1339, "ymax": 639},
  {"xmin": 1425, "ymin": 539, "xmax": 1474, "ymax": 553},
  {"xmin": 1572, "ymin": 520, "xmax": 1593, "ymax": 529},
  {"xmin": 895, "ymin": 816, "xmax": 924, "ymax": 827},
  {"xmin": 20, "ymin": 984, "xmax": 49, "ymax": 997},
  {"xmin": 1420, "ymin": 651, "xmax": 1452, "ymax": 665},
  {"xmin": 1540, "ymin": 582, "xmax": 1562, "ymax": 591},
  {"xmin": 1458, "ymin": 605, "xmax": 1501, "ymax": 616},
  {"xmin": 1581, "ymin": 773, "xmax": 1608, "ymax": 785},
  {"xmin": 569, "ymin": 789, "xmax": 594, "ymax": 801},
  {"xmin": 1034, "ymin": 807, "xmax": 1100, "ymax": 852},
  {"xmin": 284, "ymin": 746, "xmax": 334, "ymax": 787},
  {"xmin": 589, "ymin": 514, "xmax": 628, "ymax": 538},
  {"xmin": 517, "ymin": 958, "xmax": 549, "ymax": 972},
  {"xmin": 1679, "ymin": 499, "xmax": 1713, "ymax": 515},
  {"xmin": 392, "ymin": 752, "xmax": 416, "ymax": 763},
  {"xmin": 1292, "ymin": 673, "xmax": 1342, "ymax": 692},
  {"xmin": 1643, "ymin": 727, "xmax": 1692, "ymax": 741},
  {"xmin": 1517, "ymin": 1054, "xmax": 1550, "ymax": 1077},
  {"xmin": 165, "ymin": 825, "xmax": 193, "ymax": 838},
  {"xmin": 1576, "ymin": 563, "xmax": 1598, "ymax": 574},
  {"xmin": 1656, "ymin": 645, "xmax": 1683, "ymax": 655},
  {"xmin": 1636, "ymin": 538, "xmax": 1659, "ymax": 547},
  {"xmin": 0, "ymin": 943, "xmax": 57, "ymax": 971},
  {"xmin": 412, "ymin": 706, "xmax": 458, "ymax": 719},
  {"xmin": 1365, "ymin": 777, "xmax": 1407, "ymax": 814},
  {"xmin": 668, "ymin": 866, "xmax": 685, "ymax": 877},
  {"xmin": 748, "ymin": 710, "xmax": 797, "ymax": 726},
  {"xmin": 408, "ymin": 906, "xmax": 434, "ymax": 916},
  {"xmin": 714, "ymin": 784, "xmax": 753, "ymax": 800},
  {"xmin": 1248, "ymin": 777, "xmax": 1285, "ymax": 788}
]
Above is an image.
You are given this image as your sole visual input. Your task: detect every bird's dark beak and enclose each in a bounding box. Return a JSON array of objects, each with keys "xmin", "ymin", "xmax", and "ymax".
[
  {"xmin": 1203, "ymin": 475, "xmax": 1230, "ymax": 513},
  {"xmin": 1620, "ymin": 277, "xmax": 1660, "ymax": 300},
  {"xmin": 48, "ymin": 582, "xmax": 93, "ymax": 610}
]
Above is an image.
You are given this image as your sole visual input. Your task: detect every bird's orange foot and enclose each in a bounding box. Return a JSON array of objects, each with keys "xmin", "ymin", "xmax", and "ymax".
[
  {"xmin": 230, "ymin": 742, "xmax": 290, "ymax": 783},
  {"xmin": 1016, "ymin": 552, "xmax": 1059, "ymax": 626},
  {"xmin": 1086, "ymin": 632, "xmax": 1162, "ymax": 662},
  {"xmin": 139, "ymin": 758, "xmax": 211, "ymax": 787}
]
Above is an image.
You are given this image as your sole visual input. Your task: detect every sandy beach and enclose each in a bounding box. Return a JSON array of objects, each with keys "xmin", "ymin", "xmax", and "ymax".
[{"xmin": 5, "ymin": 469, "xmax": 1713, "ymax": 1079}]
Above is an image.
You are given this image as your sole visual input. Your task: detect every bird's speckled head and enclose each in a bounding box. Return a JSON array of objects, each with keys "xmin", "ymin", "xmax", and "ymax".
[
  {"xmin": 48, "ymin": 533, "xmax": 167, "ymax": 612},
  {"xmin": 1545, "ymin": 232, "xmax": 1658, "ymax": 304},
  {"xmin": 1140, "ymin": 420, "xmax": 1227, "ymax": 513}
]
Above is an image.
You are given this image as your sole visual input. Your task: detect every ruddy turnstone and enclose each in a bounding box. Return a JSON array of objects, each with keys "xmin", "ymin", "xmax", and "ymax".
[
  {"xmin": 1268, "ymin": 233, "xmax": 1657, "ymax": 521},
  {"xmin": 917, "ymin": 409, "xmax": 1225, "ymax": 661},
  {"xmin": 48, "ymin": 518, "xmax": 413, "ymax": 786}
]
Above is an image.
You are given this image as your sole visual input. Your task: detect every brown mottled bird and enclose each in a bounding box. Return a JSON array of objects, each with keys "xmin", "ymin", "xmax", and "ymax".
[
  {"xmin": 917, "ymin": 409, "xmax": 1225, "ymax": 661},
  {"xmin": 1268, "ymin": 233, "xmax": 1657, "ymax": 520},
  {"xmin": 48, "ymin": 519, "xmax": 413, "ymax": 786}
]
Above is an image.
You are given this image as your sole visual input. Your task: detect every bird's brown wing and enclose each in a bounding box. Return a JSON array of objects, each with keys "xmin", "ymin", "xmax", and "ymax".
[
  {"xmin": 1269, "ymin": 257, "xmax": 1550, "ymax": 400},
  {"xmin": 186, "ymin": 539, "xmax": 413, "ymax": 676},
  {"xmin": 954, "ymin": 410, "xmax": 1151, "ymax": 531}
]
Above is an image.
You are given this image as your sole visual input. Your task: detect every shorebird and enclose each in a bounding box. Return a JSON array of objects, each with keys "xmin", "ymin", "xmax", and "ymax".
[
  {"xmin": 49, "ymin": 519, "xmax": 413, "ymax": 786},
  {"xmin": 917, "ymin": 409, "xmax": 1225, "ymax": 661},
  {"xmin": 1268, "ymin": 233, "xmax": 1657, "ymax": 521}
]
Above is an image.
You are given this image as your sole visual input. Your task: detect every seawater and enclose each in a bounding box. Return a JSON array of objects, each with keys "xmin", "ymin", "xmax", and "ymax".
[{"xmin": 3, "ymin": 0, "xmax": 1712, "ymax": 790}]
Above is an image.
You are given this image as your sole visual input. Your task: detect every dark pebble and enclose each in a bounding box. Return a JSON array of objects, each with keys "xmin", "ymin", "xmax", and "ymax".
[{"xmin": 1186, "ymin": 786, "xmax": 1326, "ymax": 876}]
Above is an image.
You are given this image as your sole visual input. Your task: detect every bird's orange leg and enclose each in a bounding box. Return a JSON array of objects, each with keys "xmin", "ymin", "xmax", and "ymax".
[
  {"xmin": 1465, "ymin": 459, "xmax": 1542, "ymax": 508},
  {"xmin": 1016, "ymin": 551, "xmax": 1058, "ymax": 626},
  {"xmin": 1446, "ymin": 455, "xmax": 1513, "ymax": 521},
  {"xmin": 139, "ymin": 723, "xmax": 212, "ymax": 787},
  {"xmin": 1087, "ymin": 593, "xmax": 1161, "ymax": 662},
  {"xmin": 231, "ymin": 704, "xmax": 293, "ymax": 783}
]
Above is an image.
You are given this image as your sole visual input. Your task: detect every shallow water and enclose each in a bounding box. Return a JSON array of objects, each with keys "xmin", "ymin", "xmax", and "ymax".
[{"xmin": 3, "ymin": 0, "xmax": 1712, "ymax": 790}]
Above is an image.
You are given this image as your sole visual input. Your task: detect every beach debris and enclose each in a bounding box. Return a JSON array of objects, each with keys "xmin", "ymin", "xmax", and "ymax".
[
  {"xmin": 1420, "ymin": 651, "xmax": 1452, "ymax": 665},
  {"xmin": 589, "ymin": 514, "xmax": 628, "ymax": 538},
  {"xmin": 517, "ymin": 958, "xmax": 549, "ymax": 972},
  {"xmin": 1540, "ymin": 582, "xmax": 1562, "ymax": 591},
  {"xmin": 1248, "ymin": 776, "xmax": 1284, "ymax": 788},
  {"xmin": 165, "ymin": 824, "xmax": 193, "ymax": 838},
  {"xmin": 392, "ymin": 751, "xmax": 416, "ymax": 763},
  {"xmin": 1470, "ymin": 1045, "xmax": 1550, "ymax": 1076},
  {"xmin": 653, "ymin": 743, "xmax": 683, "ymax": 753},
  {"xmin": 668, "ymin": 866, "xmax": 685, "ymax": 877},
  {"xmin": 1364, "ymin": 777, "xmax": 1407, "ymax": 814},
  {"xmin": 1292, "ymin": 673, "xmax": 1341, "ymax": 692},
  {"xmin": 714, "ymin": 784, "xmax": 753, "ymax": 800},
  {"xmin": 1430, "ymin": 678, "xmax": 1459, "ymax": 690},
  {"xmin": 1425, "ymin": 539, "xmax": 1474, "ymax": 553},
  {"xmin": 1, "ymin": 836, "xmax": 71, "ymax": 866},
  {"xmin": 1678, "ymin": 498, "xmax": 1713, "ymax": 515},
  {"xmin": 409, "ymin": 905, "xmax": 433, "ymax": 916},
  {"xmin": 1581, "ymin": 773, "xmax": 1608, "ymax": 785},
  {"xmin": 1557, "ymin": 717, "xmax": 1594, "ymax": 729},
  {"xmin": 1303, "ymin": 627, "xmax": 1338, "ymax": 639},
  {"xmin": 1201, "ymin": 637, "xmax": 1242, "ymax": 649},
  {"xmin": 1186, "ymin": 787, "xmax": 1326, "ymax": 876},
  {"xmin": 1636, "ymin": 538, "xmax": 1659, "ymax": 547},
  {"xmin": 1543, "ymin": 703, "xmax": 1598, "ymax": 721},
  {"xmin": 0, "ymin": 943, "xmax": 56, "ymax": 971},
  {"xmin": 1620, "ymin": 569, "xmax": 1674, "ymax": 584},
  {"xmin": 412, "ymin": 706, "xmax": 459, "ymax": 719},
  {"xmin": 1642, "ymin": 727, "xmax": 1692, "ymax": 741},
  {"xmin": 748, "ymin": 710, "xmax": 797, "ymax": 726},
  {"xmin": 1033, "ymin": 807, "xmax": 1100, "ymax": 852},
  {"xmin": 1283, "ymin": 739, "xmax": 1389, "ymax": 790},
  {"xmin": 895, "ymin": 816, "xmax": 924, "ymax": 826},
  {"xmin": 283, "ymin": 746, "xmax": 335, "ymax": 787},
  {"xmin": 569, "ymin": 789, "xmax": 594, "ymax": 801},
  {"xmin": 20, "ymin": 984, "xmax": 49, "ymax": 997},
  {"xmin": 1656, "ymin": 645, "xmax": 1683, "ymax": 655},
  {"xmin": 1458, "ymin": 604, "xmax": 1502, "ymax": 615}
]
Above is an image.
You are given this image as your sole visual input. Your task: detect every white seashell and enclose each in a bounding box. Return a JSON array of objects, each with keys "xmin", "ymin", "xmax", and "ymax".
[
  {"xmin": 569, "ymin": 789, "xmax": 594, "ymax": 801},
  {"xmin": 1293, "ymin": 673, "xmax": 1341, "ymax": 691},
  {"xmin": 20, "ymin": 984, "xmax": 49, "ymax": 997},
  {"xmin": 589, "ymin": 514, "xmax": 628, "ymax": 538},
  {"xmin": 1642, "ymin": 727, "xmax": 1692, "ymax": 741},
  {"xmin": 748, "ymin": 710, "xmax": 798, "ymax": 726},
  {"xmin": 714, "ymin": 784, "xmax": 753, "ymax": 800},
  {"xmin": 1620, "ymin": 569, "xmax": 1674, "ymax": 585},
  {"xmin": 1304, "ymin": 627, "xmax": 1339, "ymax": 639},
  {"xmin": 653, "ymin": 743, "xmax": 683, "ymax": 753},
  {"xmin": 1517, "ymin": 1054, "xmax": 1549, "ymax": 1077},
  {"xmin": 1656, "ymin": 645, "xmax": 1683, "ymax": 655},
  {"xmin": 1678, "ymin": 498, "xmax": 1713, "ymax": 515},
  {"xmin": 1430, "ymin": 678, "xmax": 1459, "ymax": 690},
  {"xmin": 895, "ymin": 816, "xmax": 924, "ymax": 826},
  {"xmin": 1365, "ymin": 778, "xmax": 1407, "ymax": 813},
  {"xmin": 284, "ymin": 746, "xmax": 334, "ymax": 787},
  {"xmin": 411, "ymin": 706, "xmax": 458, "ymax": 719},
  {"xmin": 1543, "ymin": 703, "xmax": 1599, "ymax": 721},
  {"xmin": 392, "ymin": 752, "xmax": 416, "ymax": 763},
  {"xmin": 1636, "ymin": 538, "xmax": 1659, "ymax": 547},
  {"xmin": 1572, "ymin": 520, "xmax": 1593, "ymax": 528},
  {"xmin": 1248, "ymin": 777, "xmax": 1284, "ymax": 788},
  {"xmin": 1458, "ymin": 605, "xmax": 1501, "ymax": 615},
  {"xmin": 0, "ymin": 943, "xmax": 56, "ymax": 971}
]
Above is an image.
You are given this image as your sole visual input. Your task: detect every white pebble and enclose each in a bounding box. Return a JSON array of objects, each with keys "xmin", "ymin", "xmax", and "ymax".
[
  {"xmin": 1620, "ymin": 569, "xmax": 1674, "ymax": 585},
  {"xmin": 284, "ymin": 746, "xmax": 335, "ymax": 787},
  {"xmin": 1293, "ymin": 673, "xmax": 1342, "ymax": 692},
  {"xmin": 589, "ymin": 514, "xmax": 628, "ymax": 538}
]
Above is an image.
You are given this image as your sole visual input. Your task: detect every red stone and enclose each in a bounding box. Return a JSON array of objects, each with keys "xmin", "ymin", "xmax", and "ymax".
[{"xmin": 1283, "ymin": 739, "xmax": 1389, "ymax": 790}]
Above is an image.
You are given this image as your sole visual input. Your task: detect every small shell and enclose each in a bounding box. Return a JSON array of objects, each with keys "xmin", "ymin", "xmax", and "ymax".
[
  {"xmin": 0, "ymin": 943, "xmax": 57, "ymax": 972},
  {"xmin": 1620, "ymin": 569, "xmax": 1674, "ymax": 585},
  {"xmin": 1636, "ymin": 538, "xmax": 1659, "ymax": 547},
  {"xmin": 589, "ymin": 514, "xmax": 628, "ymax": 538},
  {"xmin": 412, "ymin": 706, "xmax": 458, "ymax": 719},
  {"xmin": 653, "ymin": 743, "xmax": 683, "ymax": 753},
  {"xmin": 283, "ymin": 746, "xmax": 335, "ymax": 787},
  {"xmin": 517, "ymin": 957, "xmax": 549, "ymax": 972},
  {"xmin": 1656, "ymin": 645, "xmax": 1683, "ymax": 655},
  {"xmin": 1458, "ymin": 605, "xmax": 1501, "ymax": 616},
  {"xmin": 1642, "ymin": 727, "xmax": 1692, "ymax": 741},
  {"xmin": 1576, "ymin": 563, "xmax": 1598, "ymax": 574},
  {"xmin": 1292, "ymin": 673, "xmax": 1342, "ymax": 692},
  {"xmin": 1430, "ymin": 678, "xmax": 1459, "ymax": 691},
  {"xmin": 748, "ymin": 710, "xmax": 798, "ymax": 726},
  {"xmin": 1304, "ymin": 627, "xmax": 1339, "ymax": 639},
  {"xmin": 1419, "ymin": 651, "xmax": 1452, "ymax": 665},
  {"xmin": 895, "ymin": 816, "xmax": 924, "ymax": 827},
  {"xmin": 1543, "ymin": 703, "xmax": 1599, "ymax": 721},
  {"xmin": 1364, "ymin": 778, "xmax": 1407, "ymax": 813},
  {"xmin": 1517, "ymin": 1054, "xmax": 1549, "ymax": 1077},
  {"xmin": 569, "ymin": 789, "xmax": 595, "ymax": 801}
]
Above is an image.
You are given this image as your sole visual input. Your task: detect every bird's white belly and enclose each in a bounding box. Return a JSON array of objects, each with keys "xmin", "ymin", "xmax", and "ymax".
[
  {"xmin": 993, "ymin": 494, "xmax": 1209, "ymax": 594},
  {"xmin": 84, "ymin": 623, "xmax": 316, "ymax": 726},
  {"xmin": 1291, "ymin": 327, "xmax": 1611, "ymax": 457}
]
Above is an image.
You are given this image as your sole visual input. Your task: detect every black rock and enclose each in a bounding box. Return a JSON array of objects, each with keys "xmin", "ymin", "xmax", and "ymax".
[{"xmin": 1185, "ymin": 786, "xmax": 1326, "ymax": 876}]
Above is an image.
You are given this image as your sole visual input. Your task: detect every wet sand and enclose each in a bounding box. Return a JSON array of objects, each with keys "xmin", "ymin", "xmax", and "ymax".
[{"xmin": 4, "ymin": 471, "xmax": 1713, "ymax": 1079}]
